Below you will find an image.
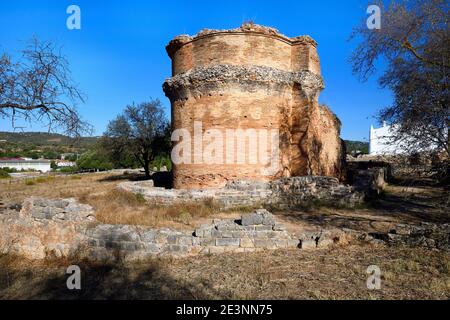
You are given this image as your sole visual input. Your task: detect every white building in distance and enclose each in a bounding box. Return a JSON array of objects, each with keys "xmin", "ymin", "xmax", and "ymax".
[
  {"xmin": 370, "ymin": 122, "xmax": 446, "ymax": 156},
  {"xmin": 0, "ymin": 158, "xmax": 52, "ymax": 172},
  {"xmin": 369, "ymin": 122, "xmax": 403, "ymax": 156}
]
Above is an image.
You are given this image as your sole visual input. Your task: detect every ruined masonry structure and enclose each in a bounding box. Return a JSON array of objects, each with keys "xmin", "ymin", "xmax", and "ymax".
[{"xmin": 164, "ymin": 24, "xmax": 344, "ymax": 189}]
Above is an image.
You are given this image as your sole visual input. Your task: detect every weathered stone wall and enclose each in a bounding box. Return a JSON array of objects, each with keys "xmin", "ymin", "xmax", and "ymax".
[
  {"xmin": 166, "ymin": 24, "xmax": 321, "ymax": 75},
  {"xmin": 0, "ymin": 198, "xmax": 95, "ymax": 259},
  {"xmin": 163, "ymin": 23, "xmax": 344, "ymax": 189},
  {"xmin": 0, "ymin": 199, "xmax": 303, "ymax": 261},
  {"xmin": 118, "ymin": 176, "xmax": 365, "ymax": 210},
  {"xmin": 2, "ymin": 197, "xmax": 448, "ymax": 261}
]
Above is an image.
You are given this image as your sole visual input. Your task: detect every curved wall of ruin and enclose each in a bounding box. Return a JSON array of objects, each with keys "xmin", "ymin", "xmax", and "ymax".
[
  {"xmin": 164, "ymin": 25, "xmax": 343, "ymax": 189},
  {"xmin": 168, "ymin": 32, "xmax": 321, "ymax": 75}
]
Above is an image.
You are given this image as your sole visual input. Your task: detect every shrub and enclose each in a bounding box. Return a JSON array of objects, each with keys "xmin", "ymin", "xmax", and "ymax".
[
  {"xmin": 77, "ymin": 150, "xmax": 113, "ymax": 171},
  {"xmin": 60, "ymin": 166, "xmax": 78, "ymax": 174},
  {"xmin": 135, "ymin": 193, "xmax": 147, "ymax": 204},
  {"xmin": 0, "ymin": 169, "xmax": 10, "ymax": 179},
  {"xmin": 0, "ymin": 167, "xmax": 17, "ymax": 173}
]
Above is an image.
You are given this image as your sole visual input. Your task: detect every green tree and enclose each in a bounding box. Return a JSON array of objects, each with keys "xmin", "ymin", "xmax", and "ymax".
[
  {"xmin": 50, "ymin": 160, "xmax": 57, "ymax": 170},
  {"xmin": 77, "ymin": 148, "xmax": 113, "ymax": 171},
  {"xmin": 102, "ymin": 99, "xmax": 171, "ymax": 178}
]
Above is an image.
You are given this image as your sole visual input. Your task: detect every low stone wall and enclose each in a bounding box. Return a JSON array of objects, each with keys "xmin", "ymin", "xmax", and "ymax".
[
  {"xmin": 0, "ymin": 197, "xmax": 95, "ymax": 259},
  {"xmin": 118, "ymin": 176, "xmax": 365, "ymax": 210},
  {"xmin": 194, "ymin": 209, "xmax": 299, "ymax": 254},
  {"xmin": 347, "ymin": 166, "xmax": 389, "ymax": 198},
  {"xmin": 1, "ymin": 197, "xmax": 448, "ymax": 262},
  {"xmin": 0, "ymin": 198, "xmax": 302, "ymax": 261},
  {"xmin": 359, "ymin": 223, "xmax": 450, "ymax": 251}
]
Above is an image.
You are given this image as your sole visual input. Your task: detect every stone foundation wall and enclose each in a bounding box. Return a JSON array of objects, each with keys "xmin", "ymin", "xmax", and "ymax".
[
  {"xmin": 0, "ymin": 199, "xmax": 302, "ymax": 261},
  {"xmin": 119, "ymin": 176, "xmax": 365, "ymax": 210},
  {"xmin": 1, "ymin": 197, "xmax": 448, "ymax": 262}
]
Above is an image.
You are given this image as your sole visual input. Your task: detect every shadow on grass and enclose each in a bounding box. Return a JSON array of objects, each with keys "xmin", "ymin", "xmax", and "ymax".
[
  {"xmin": 0, "ymin": 257, "xmax": 224, "ymax": 300},
  {"xmin": 275, "ymin": 181, "xmax": 449, "ymax": 231},
  {"xmin": 99, "ymin": 172, "xmax": 173, "ymax": 189}
]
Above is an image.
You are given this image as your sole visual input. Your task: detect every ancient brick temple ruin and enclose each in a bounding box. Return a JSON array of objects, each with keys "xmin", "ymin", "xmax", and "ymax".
[{"xmin": 164, "ymin": 23, "xmax": 344, "ymax": 189}]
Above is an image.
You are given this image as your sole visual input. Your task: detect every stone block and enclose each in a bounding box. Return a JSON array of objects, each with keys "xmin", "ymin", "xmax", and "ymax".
[
  {"xmin": 199, "ymin": 238, "xmax": 215, "ymax": 246},
  {"xmin": 232, "ymin": 231, "xmax": 252, "ymax": 238},
  {"xmin": 211, "ymin": 229, "xmax": 222, "ymax": 238},
  {"xmin": 219, "ymin": 231, "xmax": 234, "ymax": 238},
  {"xmin": 254, "ymin": 239, "xmax": 276, "ymax": 249},
  {"xmin": 145, "ymin": 243, "xmax": 161, "ymax": 253},
  {"xmin": 215, "ymin": 238, "xmax": 240, "ymax": 247},
  {"xmin": 254, "ymin": 225, "xmax": 273, "ymax": 231},
  {"xmin": 194, "ymin": 224, "xmax": 214, "ymax": 237},
  {"xmin": 241, "ymin": 209, "xmax": 275, "ymax": 226},
  {"xmin": 273, "ymin": 224, "xmax": 286, "ymax": 231},
  {"xmin": 167, "ymin": 244, "xmax": 189, "ymax": 253},
  {"xmin": 178, "ymin": 236, "xmax": 193, "ymax": 246},
  {"xmin": 253, "ymin": 231, "xmax": 269, "ymax": 239},
  {"xmin": 141, "ymin": 230, "xmax": 156, "ymax": 242}
]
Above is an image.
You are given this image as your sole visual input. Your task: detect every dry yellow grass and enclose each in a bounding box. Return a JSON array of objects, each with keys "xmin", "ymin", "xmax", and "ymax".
[
  {"xmin": 1, "ymin": 173, "xmax": 449, "ymax": 300},
  {"xmin": 0, "ymin": 173, "xmax": 232, "ymax": 229},
  {"xmin": 0, "ymin": 244, "xmax": 448, "ymax": 299}
]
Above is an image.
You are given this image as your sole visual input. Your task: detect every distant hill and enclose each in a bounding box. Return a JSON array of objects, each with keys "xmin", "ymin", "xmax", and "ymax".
[
  {"xmin": 0, "ymin": 132, "xmax": 369, "ymax": 157},
  {"xmin": 344, "ymin": 140, "xmax": 369, "ymax": 155},
  {"xmin": 0, "ymin": 132, "xmax": 98, "ymax": 148}
]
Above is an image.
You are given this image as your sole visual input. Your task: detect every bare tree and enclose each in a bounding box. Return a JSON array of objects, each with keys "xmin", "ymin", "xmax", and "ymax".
[
  {"xmin": 103, "ymin": 99, "xmax": 171, "ymax": 178},
  {"xmin": 0, "ymin": 37, "xmax": 91, "ymax": 136},
  {"xmin": 350, "ymin": 0, "xmax": 449, "ymax": 160}
]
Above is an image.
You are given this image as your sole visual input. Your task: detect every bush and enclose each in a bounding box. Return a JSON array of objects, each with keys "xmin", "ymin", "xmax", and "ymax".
[
  {"xmin": 50, "ymin": 161, "xmax": 57, "ymax": 170},
  {"xmin": 35, "ymin": 177, "xmax": 50, "ymax": 183},
  {"xmin": 0, "ymin": 169, "xmax": 10, "ymax": 179},
  {"xmin": 59, "ymin": 166, "xmax": 78, "ymax": 174},
  {"xmin": 152, "ymin": 154, "xmax": 172, "ymax": 171},
  {"xmin": 77, "ymin": 150, "xmax": 113, "ymax": 171},
  {"xmin": 0, "ymin": 167, "xmax": 18, "ymax": 173}
]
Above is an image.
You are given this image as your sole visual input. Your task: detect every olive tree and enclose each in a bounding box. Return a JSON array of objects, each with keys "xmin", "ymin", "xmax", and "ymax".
[{"xmin": 103, "ymin": 99, "xmax": 171, "ymax": 178}]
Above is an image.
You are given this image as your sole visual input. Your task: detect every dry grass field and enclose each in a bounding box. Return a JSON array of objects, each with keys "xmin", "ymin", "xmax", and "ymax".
[
  {"xmin": 0, "ymin": 244, "xmax": 448, "ymax": 299},
  {"xmin": 0, "ymin": 172, "xmax": 449, "ymax": 299},
  {"xmin": 0, "ymin": 173, "xmax": 239, "ymax": 230}
]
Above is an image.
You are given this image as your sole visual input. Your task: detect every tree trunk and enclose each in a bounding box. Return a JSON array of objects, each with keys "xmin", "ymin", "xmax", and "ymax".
[{"xmin": 143, "ymin": 159, "xmax": 151, "ymax": 179}]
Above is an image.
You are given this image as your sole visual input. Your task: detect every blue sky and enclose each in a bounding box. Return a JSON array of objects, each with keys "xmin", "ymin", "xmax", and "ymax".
[{"xmin": 0, "ymin": 0, "xmax": 391, "ymax": 141}]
